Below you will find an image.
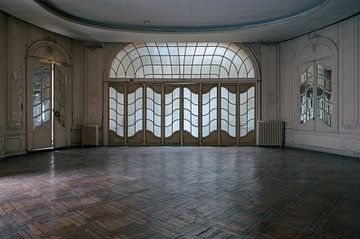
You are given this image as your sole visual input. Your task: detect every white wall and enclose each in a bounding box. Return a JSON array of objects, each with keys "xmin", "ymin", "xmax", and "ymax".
[
  {"xmin": 0, "ymin": 11, "xmax": 281, "ymax": 156},
  {"xmin": 0, "ymin": 12, "xmax": 84, "ymax": 157},
  {"xmin": 280, "ymin": 14, "xmax": 360, "ymax": 157},
  {"xmin": 0, "ymin": 12, "xmax": 5, "ymax": 156}
]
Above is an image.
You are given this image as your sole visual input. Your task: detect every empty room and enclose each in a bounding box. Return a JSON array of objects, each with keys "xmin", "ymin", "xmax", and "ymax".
[{"xmin": 0, "ymin": 0, "xmax": 360, "ymax": 238}]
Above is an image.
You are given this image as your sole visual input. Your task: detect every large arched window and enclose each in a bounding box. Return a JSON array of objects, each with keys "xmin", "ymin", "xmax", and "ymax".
[
  {"xmin": 109, "ymin": 42, "xmax": 255, "ymax": 79},
  {"xmin": 107, "ymin": 42, "xmax": 257, "ymax": 146}
]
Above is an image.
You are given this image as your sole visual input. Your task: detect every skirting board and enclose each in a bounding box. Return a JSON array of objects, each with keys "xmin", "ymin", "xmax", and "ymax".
[{"xmin": 285, "ymin": 143, "xmax": 360, "ymax": 158}]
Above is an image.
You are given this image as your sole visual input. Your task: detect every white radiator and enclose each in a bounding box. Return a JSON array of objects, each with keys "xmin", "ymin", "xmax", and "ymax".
[{"xmin": 256, "ymin": 121, "xmax": 285, "ymax": 146}]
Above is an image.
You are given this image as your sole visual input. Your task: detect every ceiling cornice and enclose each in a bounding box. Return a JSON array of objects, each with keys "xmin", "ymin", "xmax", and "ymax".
[
  {"xmin": 0, "ymin": 0, "xmax": 359, "ymax": 42},
  {"xmin": 34, "ymin": 0, "xmax": 329, "ymax": 33}
]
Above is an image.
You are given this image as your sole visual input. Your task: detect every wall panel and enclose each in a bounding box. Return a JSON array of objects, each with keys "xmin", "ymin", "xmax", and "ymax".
[
  {"xmin": 6, "ymin": 15, "xmax": 25, "ymax": 133},
  {"xmin": 0, "ymin": 12, "xmax": 6, "ymax": 149},
  {"xmin": 260, "ymin": 44, "xmax": 279, "ymax": 121},
  {"xmin": 339, "ymin": 16, "xmax": 360, "ymax": 133},
  {"xmin": 84, "ymin": 45, "xmax": 103, "ymax": 131},
  {"xmin": 279, "ymin": 41, "xmax": 294, "ymax": 128},
  {"xmin": 280, "ymin": 13, "xmax": 360, "ymax": 157},
  {"xmin": 0, "ymin": 11, "xmax": 83, "ymax": 157}
]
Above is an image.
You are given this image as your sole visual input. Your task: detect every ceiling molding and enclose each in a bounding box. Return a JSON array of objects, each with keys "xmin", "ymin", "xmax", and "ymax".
[
  {"xmin": 0, "ymin": 0, "xmax": 359, "ymax": 42},
  {"xmin": 34, "ymin": 0, "xmax": 329, "ymax": 33}
]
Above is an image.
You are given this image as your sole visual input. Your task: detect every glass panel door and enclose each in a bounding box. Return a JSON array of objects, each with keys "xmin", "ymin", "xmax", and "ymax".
[
  {"xmin": 164, "ymin": 84, "xmax": 181, "ymax": 145},
  {"xmin": 239, "ymin": 83, "xmax": 256, "ymax": 144},
  {"xmin": 107, "ymin": 82, "xmax": 256, "ymax": 146},
  {"xmin": 108, "ymin": 83, "xmax": 126, "ymax": 145},
  {"xmin": 315, "ymin": 61, "xmax": 332, "ymax": 128},
  {"xmin": 298, "ymin": 60, "xmax": 334, "ymax": 132},
  {"xmin": 183, "ymin": 84, "xmax": 200, "ymax": 145},
  {"xmin": 127, "ymin": 83, "xmax": 144, "ymax": 145},
  {"xmin": 32, "ymin": 65, "xmax": 51, "ymax": 130},
  {"xmin": 201, "ymin": 83, "xmax": 218, "ymax": 145},
  {"xmin": 300, "ymin": 64, "xmax": 315, "ymax": 125},
  {"xmin": 29, "ymin": 62, "xmax": 52, "ymax": 150},
  {"xmin": 145, "ymin": 84, "xmax": 162, "ymax": 145},
  {"xmin": 220, "ymin": 84, "xmax": 237, "ymax": 145}
]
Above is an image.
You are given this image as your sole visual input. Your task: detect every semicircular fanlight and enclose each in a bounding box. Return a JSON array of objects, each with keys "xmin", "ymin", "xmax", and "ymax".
[{"xmin": 110, "ymin": 42, "xmax": 255, "ymax": 79}]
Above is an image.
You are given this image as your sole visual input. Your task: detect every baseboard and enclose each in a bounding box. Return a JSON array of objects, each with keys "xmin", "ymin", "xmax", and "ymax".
[
  {"xmin": 0, "ymin": 145, "xmax": 79, "ymax": 160},
  {"xmin": 0, "ymin": 151, "xmax": 28, "ymax": 159},
  {"xmin": 285, "ymin": 143, "xmax": 360, "ymax": 158}
]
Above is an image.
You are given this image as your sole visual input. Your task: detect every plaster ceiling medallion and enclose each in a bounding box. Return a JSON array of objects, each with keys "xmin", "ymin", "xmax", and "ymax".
[{"xmin": 35, "ymin": 0, "xmax": 328, "ymax": 32}]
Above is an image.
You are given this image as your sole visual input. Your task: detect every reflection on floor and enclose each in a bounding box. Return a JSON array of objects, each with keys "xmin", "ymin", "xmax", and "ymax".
[{"xmin": 0, "ymin": 147, "xmax": 359, "ymax": 238}]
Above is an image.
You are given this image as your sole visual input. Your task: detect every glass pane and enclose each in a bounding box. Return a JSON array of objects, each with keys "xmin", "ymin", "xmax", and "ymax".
[
  {"xmin": 33, "ymin": 116, "xmax": 41, "ymax": 128},
  {"xmin": 316, "ymin": 64, "xmax": 332, "ymax": 127},
  {"xmin": 33, "ymin": 65, "xmax": 51, "ymax": 129},
  {"xmin": 202, "ymin": 87, "xmax": 217, "ymax": 137},
  {"xmin": 183, "ymin": 88, "xmax": 199, "ymax": 137},
  {"xmin": 239, "ymin": 86, "xmax": 256, "ymax": 137},
  {"xmin": 165, "ymin": 88, "xmax": 180, "ymax": 137},
  {"xmin": 109, "ymin": 87, "xmax": 124, "ymax": 137},
  {"xmin": 300, "ymin": 65, "xmax": 314, "ymax": 124},
  {"xmin": 127, "ymin": 88, "xmax": 143, "ymax": 137},
  {"xmin": 109, "ymin": 42, "xmax": 255, "ymax": 79},
  {"xmin": 154, "ymin": 126, "xmax": 161, "ymax": 138},
  {"xmin": 146, "ymin": 87, "xmax": 161, "ymax": 137}
]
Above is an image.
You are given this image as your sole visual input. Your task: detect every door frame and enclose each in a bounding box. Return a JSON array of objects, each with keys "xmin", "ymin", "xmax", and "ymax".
[
  {"xmin": 105, "ymin": 79, "xmax": 257, "ymax": 146},
  {"xmin": 26, "ymin": 40, "xmax": 72, "ymax": 151}
]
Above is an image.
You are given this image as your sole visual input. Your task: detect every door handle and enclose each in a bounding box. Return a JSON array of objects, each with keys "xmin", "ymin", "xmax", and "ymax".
[{"xmin": 54, "ymin": 111, "xmax": 60, "ymax": 117}]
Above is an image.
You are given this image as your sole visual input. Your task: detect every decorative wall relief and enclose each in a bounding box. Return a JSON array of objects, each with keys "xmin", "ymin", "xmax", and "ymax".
[
  {"xmin": 4, "ymin": 137, "xmax": 22, "ymax": 153},
  {"xmin": 262, "ymin": 44, "xmax": 278, "ymax": 121},
  {"xmin": 343, "ymin": 137, "xmax": 360, "ymax": 152},
  {"xmin": 88, "ymin": 93, "xmax": 98, "ymax": 124},
  {"xmin": 6, "ymin": 69, "xmax": 24, "ymax": 132},
  {"xmin": 6, "ymin": 17, "xmax": 26, "ymax": 134},
  {"xmin": 84, "ymin": 45, "xmax": 103, "ymax": 126},
  {"xmin": 71, "ymin": 41, "xmax": 84, "ymax": 131},
  {"xmin": 267, "ymin": 95, "xmax": 275, "ymax": 105}
]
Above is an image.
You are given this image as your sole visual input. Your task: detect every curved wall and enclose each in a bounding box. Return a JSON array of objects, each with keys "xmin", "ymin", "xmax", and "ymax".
[{"xmin": 279, "ymin": 13, "xmax": 360, "ymax": 157}]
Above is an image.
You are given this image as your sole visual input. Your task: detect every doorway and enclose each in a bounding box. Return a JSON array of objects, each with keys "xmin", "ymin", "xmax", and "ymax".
[
  {"xmin": 26, "ymin": 59, "xmax": 68, "ymax": 151},
  {"xmin": 108, "ymin": 81, "xmax": 255, "ymax": 145}
]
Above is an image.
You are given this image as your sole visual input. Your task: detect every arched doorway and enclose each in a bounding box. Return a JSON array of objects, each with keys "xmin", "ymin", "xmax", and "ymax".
[
  {"xmin": 104, "ymin": 42, "xmax": 259, "ymax": 145},
  {"xmin": 26, "ymin": 41, "xmax": 71, "ymax": 151}
]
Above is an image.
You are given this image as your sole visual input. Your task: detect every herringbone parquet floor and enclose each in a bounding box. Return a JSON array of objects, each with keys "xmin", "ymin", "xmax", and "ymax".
[{"xmin": 0, "ymin": 147, "xmax": 360, "ymax": 238}]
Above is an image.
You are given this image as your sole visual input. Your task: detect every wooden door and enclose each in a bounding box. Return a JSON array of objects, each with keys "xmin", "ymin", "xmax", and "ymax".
[
  {"xmin": 27, "ymin": 59, "xmax": 52, "ymax": 150},
  {"xmin": 53, "ymin": 64, "xmax": 67, "ymax": 148}
]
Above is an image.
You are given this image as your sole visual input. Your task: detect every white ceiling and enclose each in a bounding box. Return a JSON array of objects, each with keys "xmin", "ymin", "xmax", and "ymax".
[{"xmin": 0, "ymin": 0, "xmax": 359, "ymax": 42}]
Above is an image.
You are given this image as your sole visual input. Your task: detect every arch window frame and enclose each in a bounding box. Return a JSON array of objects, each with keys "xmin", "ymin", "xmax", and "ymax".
[
  {"xmin": 103, "ymin": 42, "xmax": 260, "ymax": 146},
  {"xmin": 108, "ymin": 42, "xmax": 256, "ymax": 80}
]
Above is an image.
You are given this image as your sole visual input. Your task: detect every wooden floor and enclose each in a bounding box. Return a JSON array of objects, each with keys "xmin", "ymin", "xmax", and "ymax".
[{"xmin": 0, "ymin": 147, "xmax": 360, "ymax": 239}]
